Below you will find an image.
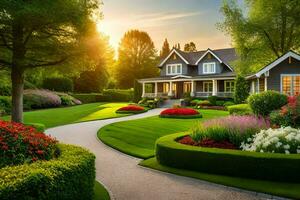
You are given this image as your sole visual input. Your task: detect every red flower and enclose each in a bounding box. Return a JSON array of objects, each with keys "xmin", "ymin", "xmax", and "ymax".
[
  {"xmin": 32, "ymin": 157, "xmax": 38, "ymax": 162},
  {"xmin": 160, "ymin": 108, "xmax": 199, "ymax": 116},
  {"xmin": 36, "ymin": 150, "xmax": 44, "ymax": 155},
  {"xmin": 2, "ymin": 145, "xmax": 8, "ymax": 151},
  {"xmin": 117, "ymin": 105, "xmax": 145, "ymax": 111}
]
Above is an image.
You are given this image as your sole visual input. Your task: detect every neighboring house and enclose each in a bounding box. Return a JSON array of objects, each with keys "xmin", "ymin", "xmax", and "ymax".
[
  {"xmin": 138, "ymin": 48, "xmax": 300, "ymax": 99},
  {"xmin": 138, "ymin": 47, "xmax": 238, "ymax": 99},
  {"xmin": 247, "ymin": 50, "xmax": 300, "ymax": 96}
]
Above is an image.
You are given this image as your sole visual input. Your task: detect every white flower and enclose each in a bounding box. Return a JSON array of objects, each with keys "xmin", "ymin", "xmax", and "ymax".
[
  {"xmin": 297, "ymin": 149, "xmax": 300, "ymax": 154},
  {"xmin": 285, "ymin": 150, "xmax": 290, "ymax": 154},
  {"xmin": 283, "ymin": 144, "xmax": 290, "ymax": 150}
]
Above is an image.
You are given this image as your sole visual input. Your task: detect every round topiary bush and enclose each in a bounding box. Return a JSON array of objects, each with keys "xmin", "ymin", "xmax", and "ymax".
[
  {"xmin": 248, "ymin": 90, "xmax": 288, "ymax": 116},
  {"xmin": 116, "ymin": 105, "xmax": 147, "ymax": 114},
  {"xmin": 0, "ymin": 120, "xmax": 57, "ymax": 168},
  {"xmin": 0, "ymin": 144, "xmax": 95, "ymax": 200},
  {"xmin": 159, "ymin": 108, "xmax": 202, "ymax": 119}
]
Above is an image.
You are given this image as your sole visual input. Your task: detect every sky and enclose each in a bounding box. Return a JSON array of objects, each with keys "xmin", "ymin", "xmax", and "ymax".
[{"xmin": 97, "ymin": 0, "xmax": 245, "ymax": 52}]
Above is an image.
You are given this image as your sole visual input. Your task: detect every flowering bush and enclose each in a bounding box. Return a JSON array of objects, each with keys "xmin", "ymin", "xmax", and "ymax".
[
  {"xmin": 270, "ymin": 96, "xmax": 300, "ymax": 127},
  {"xmin": 116, "ymin": 105, "xmax": 146, "ymax": 113},
  {"xmin": 190, "ymin": 115, "xmax": 270, "ymax": 147},
  {"xmin": 0, "ymin": 120, "xmax": 58, "ymax": 167},
  {"xmin": 23, "ymin": 89, "xmax": 62, "ymax": 110},
  {"xmin": 160, "ymin": 108, "xmax": 201, "ymax": 118},
  {"xmin": 241, "ymin": 127, "xmax": 300, "ymax": 154}
]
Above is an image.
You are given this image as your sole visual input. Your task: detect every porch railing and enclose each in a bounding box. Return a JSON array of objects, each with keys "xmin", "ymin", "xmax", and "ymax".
[
  {"xmin": 143, "ymin": 92, "xmax": 168, "ymax": 98},
  {"xmin": 195, "ymin": 92, "xmax": 233, "ymax": 98}
]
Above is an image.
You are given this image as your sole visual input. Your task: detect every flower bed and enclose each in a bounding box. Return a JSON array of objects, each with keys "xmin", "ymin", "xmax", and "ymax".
[
  {"xmin": 241, "ymin": 126, "xmax": 300, "ymax": 154},
  {"xmin": 187, "ymin": 116, "xmax": 270, "ymax": 148},
  {"xmin": 0, "ymin": 120, "xmax": 57, "ymax": 168},
  {"xmin": 156, "ymin": 133, "xmax": 300, "ymax": 182},
  {"xmin": 116, "ymin": 105, "xmax": 147, "ymax": 114},
  {"xmin": 0, "ymin": 144, "xmax": 95, "ymax": 200},
  {"xmin": 159, "ymin": 108, "xmax": 202, "ymax": 119},
  {"xmin": 178, "ymin": 135, "xmax": 237, "ymax": 149}
]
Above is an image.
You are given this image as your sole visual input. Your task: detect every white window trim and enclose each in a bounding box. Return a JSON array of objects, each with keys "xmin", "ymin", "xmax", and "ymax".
[
  {"xmin": 224, "ymin": 80, "xmax": 235, "ymax": 92},
  {"xmin": 166, "ymin": 64, "xmax": 183, "ymax": 75},
  {"xmin": 203, "ymin": 81, "xmax": 213, "ymax": 92},
  {"xmin": 280, "ymin": 74, "xmax": 300, "ymax": 95},
  {"xmin": 203, "ymin": 62, "xmax": 216, "ymax": 74}
]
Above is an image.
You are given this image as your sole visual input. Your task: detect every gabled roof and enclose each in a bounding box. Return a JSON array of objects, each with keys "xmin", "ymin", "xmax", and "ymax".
[
  {"xmin": 247, "ymin": 50, "xmax": 300, "ymax": 79},
  {"xmin": 158, "ymin": 47, "xmax": 238, "ymax": 71}
]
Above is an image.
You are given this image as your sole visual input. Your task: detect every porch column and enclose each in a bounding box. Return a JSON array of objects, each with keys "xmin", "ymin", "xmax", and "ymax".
[
  {"xmin": 168, "ymin": 81, "xmax": 173, "ymax": 97},
  {"xmin": 190, "ymin": 81, "xmax": 195, "ymax": 97},
  {"xmin": 212, "ymin": 79, "xmax": 217, "ymax": 96},
  {"xmin": 264, "ymin": 77, "xmax": 268, "ymax": 91},
  {"xmin": 257, "ymin": 78, "xmax": 260, "ymax": 93},
  {"xmin": 142, "ymin": 82, "xmax": 145, "ymax": 97},
  {"xmin": 154, "ymin": 82, "xmax": 158, "ymax": 97},
  {"xmin": 251, "ymin": 80, "xmax": 255, "ymax": 94}
]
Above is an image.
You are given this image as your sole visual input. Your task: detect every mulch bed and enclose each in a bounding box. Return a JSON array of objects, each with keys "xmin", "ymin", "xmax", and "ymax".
[
  {"xmin": 199, "ymin": 106, "xmax": 226, "ymax": 110},
  {"xmin": 178, "ymin": 135, "xmax": 237, "ymax": 150}
]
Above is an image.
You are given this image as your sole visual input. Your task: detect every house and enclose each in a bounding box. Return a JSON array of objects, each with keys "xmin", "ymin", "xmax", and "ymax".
[
  {"xmin": 138, "ymin": 48, "xmax": 300, "ymax": 99},
  {"xmin": 138, "ymin": 47, "xmax": 238, "ymax": 99},
  {"xmin": 247, "ymin": 50, "xmax": 300, "ymax": 96}
]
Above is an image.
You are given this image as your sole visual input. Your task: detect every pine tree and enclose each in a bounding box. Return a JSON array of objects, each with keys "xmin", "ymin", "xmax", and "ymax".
[{"xmin": 160, "ymin": 38, "xmax": 170, "ymax": 58}]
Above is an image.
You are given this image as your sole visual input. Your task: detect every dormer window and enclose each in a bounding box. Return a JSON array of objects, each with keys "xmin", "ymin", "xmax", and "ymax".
[
  {"xmin": 167, "ymin": 64, "xmax": 182, "ymax": 75},
  {"xmin": 203, "ymin": 62, "xmax": 216, "ymax": 74}
]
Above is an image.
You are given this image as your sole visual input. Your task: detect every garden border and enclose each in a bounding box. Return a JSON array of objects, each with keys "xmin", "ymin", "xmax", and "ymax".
[
  {"xmin": 156, "ymin": 133, "xmax": 300, "ymax": 182},
  {"xmin": 159, "ymin": 114, "xmax": 202, "ymax": 119}
]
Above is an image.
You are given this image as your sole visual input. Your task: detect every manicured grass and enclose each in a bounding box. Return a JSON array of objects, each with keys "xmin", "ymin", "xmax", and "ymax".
[
  {"xmin": 1, "ymin": 103, "xmax": 130, "ymax": 128},
  {"xmin": 140, "ymin": 157, "xmax": 300, "ymax": 199},
  {"xmin": 98, "ymin": 109, "xmax": 228, "ymax": 158},
  {"xmin": 93, "ymin": 181, "xmax": 110, "ymax": 200}
]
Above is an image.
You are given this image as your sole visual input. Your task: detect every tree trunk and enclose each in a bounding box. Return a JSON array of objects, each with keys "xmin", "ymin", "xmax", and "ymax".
[{"xmin": 11, "ymin": 67, "xmax": 24, "ymax": 123}]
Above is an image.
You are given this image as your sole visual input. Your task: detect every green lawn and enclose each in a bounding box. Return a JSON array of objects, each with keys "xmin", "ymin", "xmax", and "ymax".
[
  {"xmin": 140, "ymin": 157, "xmax": 300, "ymax": 199},
  {"xmin": 98, "ymin": 109, "xmax": 229, "ymax": 158},
  {"xmin": 1, "ymin": 103, "xmax": 130, "ymax": 128},
  {"xmin": 94, "ymin": 181, "xmax": 110, "ymax": 200}
]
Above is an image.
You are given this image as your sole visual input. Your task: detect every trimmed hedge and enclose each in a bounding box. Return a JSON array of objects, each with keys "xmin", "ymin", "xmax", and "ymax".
[
  {"xmin": 0, "ymin": 144, "xmax": 95, "ymax": 200},
  {"xmin": 156, "ymin": 133, "xmax": 300, "ymax": 182},
  {"xmin": 227, "ymin": 104, "xmax": 252, "ymax": 115},
  {"xmin": 43, "ymin": 77, "xmax": 74, "ymax": 92}
]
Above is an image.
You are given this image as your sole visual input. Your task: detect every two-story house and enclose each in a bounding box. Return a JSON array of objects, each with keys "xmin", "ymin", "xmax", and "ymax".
[
  {"xmin": 138, "ymin": 47, "xmax": 238, "ymax": 99},
  {"xmin": 138, "ymin": 48, "xmax": 300, "ymax": 99}
]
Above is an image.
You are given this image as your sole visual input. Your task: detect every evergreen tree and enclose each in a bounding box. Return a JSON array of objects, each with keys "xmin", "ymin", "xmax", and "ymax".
[{"xmin": 160, "ymin": 38, "xmax": 170, "ymax": 58}]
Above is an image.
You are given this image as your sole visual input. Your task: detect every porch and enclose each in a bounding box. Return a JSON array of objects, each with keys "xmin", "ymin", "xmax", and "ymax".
[{"xmin": 141, "ymin": 79, "xmax": 235, "ymax": 99}]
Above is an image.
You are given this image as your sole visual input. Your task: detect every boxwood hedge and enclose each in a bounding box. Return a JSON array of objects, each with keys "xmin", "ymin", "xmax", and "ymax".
[
  {"xmin": 156, "ymin": 133, "xmax": 300, "ymax": 182},
  {"xmin": 0, "ymin": 144, "xmax": 95, "ymax": 200}
]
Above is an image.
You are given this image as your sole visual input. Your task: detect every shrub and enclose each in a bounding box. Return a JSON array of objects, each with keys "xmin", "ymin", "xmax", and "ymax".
[
  {"xmin": 223, "ymin": 101, "xmax": 235, "ymax": 107},
  {"xmin": 103, "ymin": 89, "xmax": 133, "ymax": 102},
  {"xmin": 156, "ymin": 133, "xmax": 300, "ymax": 182},
  {"xmin": 241, "ymin": 127, "xmax": 300, "ymax": 154},
  {"xmin": 208, "ymin": 96, "xmax": 217, "ymax": 105},
  {"xmin": 234, "ymin": 75, "xmax": 249, "ymax": 104},
  {"xmin": 196, "ymin": 100, "xmax": 211, "ymax": 107},
  {"xmin": 0, "ymin": 85, "xmax": 11, "ymax": 96},
  {"xmin": 160, "ymin": 108, "xmax": 202, "ymax": 119},
  {"xmin": 0, "ymin": 96, "xmax": 11, "ymax": 114},
  {"xmin": 133, "ymin": 80, "xmax": 142, "ymax": 103},
  {"xmin": 190, "ymin": 115, "xmax": 270, "ymax": 147},
  {"xmin": 190, "ymin": 99, "xmax": 201, "ymax": 106},
  {"xmin": 0, "ymin": 120, "xmax": 58, "ymax": 168},
  {"xmin": 248, "ymin": 91, "xmax": 288, "ymax": 116},
  {"xmin": 270, "ymin": 96, "xmax": 300, "ymax": 128},
  {"xmin": 43, "ymin": 77, "xmax": 73, "ymax": 92},
  {"xmin": 0, "ymin": 144, "xmax": 95, "ymax": 200},
  {"xmin": 227, "ymin": 104, "xmax": 252, "ymax": 115},
  {"xmin": 116, "ymin": 105, "xmax": 146, "ymax": 114},
  {"xmin": 23, "ymin": 89, "xmax": 61, "ymax": 110},
  {"xmin": 215, "ymin": 100, "xmax": 225, "ymax": 106},
  {"xmin": 56, "ymin": 93, "xmax": 82, "ymax": 106}
]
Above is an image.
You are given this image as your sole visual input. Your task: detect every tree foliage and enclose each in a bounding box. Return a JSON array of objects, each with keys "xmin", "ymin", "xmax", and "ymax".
[
  {"xmin": 219, "ymin": 0, "xmax": 300, "ymax": 74},
  {"xmin": 115, "ymin": 30, "xmax": 159, "ymax": 89},
  {"xmin": 184, "ymin": 42, "xmax": 197, "ymax": 52},
  {"xmin": 0, "ymin": 0, "xmax": 102, "ymax": 122},
  {"xmin": 160, "ymin": 38, "xmax": 170, "ymax": 58}
]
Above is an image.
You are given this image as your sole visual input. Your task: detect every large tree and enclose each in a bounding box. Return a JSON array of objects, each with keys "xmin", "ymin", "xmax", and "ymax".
[
  {"xmin": 160, "ymin": 38, "xmax": 170, "ymax": 58},
  {"xmin": 115, "ymin": 30, "xmax": 158, "ymax": 89},
  {"xmin": 219, "ymin": 0, "xmax": 300, "ymax": 74},
  {"xmin": 184, "ymin": 42, "xmax": 197, "ymax": 52},
  {"xmin": 0, "ymin": 0, "xmax": 101, "ymax": 122}
]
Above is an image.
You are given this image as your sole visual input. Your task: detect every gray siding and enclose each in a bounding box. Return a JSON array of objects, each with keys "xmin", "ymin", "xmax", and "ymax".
[
  {"xmin": 267, "ymin": 57, "xmax": 300, "ymax": 91},
  {"xmin": 160, "ymin": 53, "xmax": 188, "ymax": 76}
]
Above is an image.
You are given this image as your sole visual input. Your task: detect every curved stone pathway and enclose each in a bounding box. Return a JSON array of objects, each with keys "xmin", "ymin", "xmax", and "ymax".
[{"xmin": 46, "ymin": 109, "xmax": 273, "ymax": 200}]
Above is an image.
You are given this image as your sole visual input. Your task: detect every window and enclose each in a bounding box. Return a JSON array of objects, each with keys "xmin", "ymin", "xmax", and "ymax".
[
  {"xmin": 203, "ymin": 62, "xmax": 216, "ymax": 74},
  {"xmin": 281, "ymin": 75, "xmax": 300, "ymax": 95},
  {"xmin": 183, "ymin": 82, "xmax": 191, "ymax": 93},
  {"xmin": 162, "ymin": 83, "xmax": 169, "ymax": 93},
  {"xmin": 203, "ymin": 81, "xmax": 213, "ymax": 92},
  {"xmin": 166, "ymin": 64, "xmax": 182, "ymax": 75},
  {"xmin": 224, "ymin": 81, "xmax": 235, "ymax": 92}
]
